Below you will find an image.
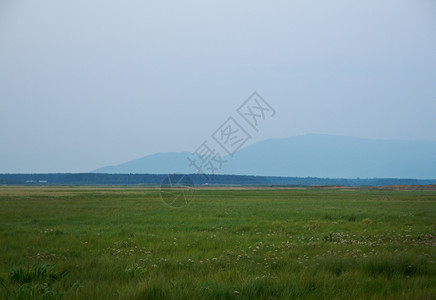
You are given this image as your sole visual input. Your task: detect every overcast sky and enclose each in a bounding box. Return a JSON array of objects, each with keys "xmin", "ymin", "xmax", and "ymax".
[{"xmin": 1, "ymin": 0, "xmax": 435, "ymax": 173}]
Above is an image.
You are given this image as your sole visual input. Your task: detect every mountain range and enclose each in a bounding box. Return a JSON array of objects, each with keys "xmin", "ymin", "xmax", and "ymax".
[{"xmin": 93, "ymin": 134, "xmax": 436, "ymax": 179}]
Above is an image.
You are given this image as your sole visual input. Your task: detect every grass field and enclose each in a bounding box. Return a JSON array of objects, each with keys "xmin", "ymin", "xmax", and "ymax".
[{"xmin": 0, "ymin": 187, "xmax": 435, "ymax": 299}]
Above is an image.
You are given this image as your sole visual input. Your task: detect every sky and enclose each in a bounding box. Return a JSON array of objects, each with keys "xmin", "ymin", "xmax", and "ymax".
[{"xmin": 1, "ymin": 0, "xmax": 435, "ymax": 173}]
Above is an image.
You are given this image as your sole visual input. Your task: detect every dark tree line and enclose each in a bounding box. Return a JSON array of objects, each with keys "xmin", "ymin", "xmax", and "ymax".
[{"xmin": 0, "ymin": 173, "xmax": 434, "ymax": 187}]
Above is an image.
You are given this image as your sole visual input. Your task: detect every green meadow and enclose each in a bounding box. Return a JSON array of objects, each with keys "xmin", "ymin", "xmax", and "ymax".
[{"xmin": 0, "ymin": 187, "xmax": 435, "ymax": 299}]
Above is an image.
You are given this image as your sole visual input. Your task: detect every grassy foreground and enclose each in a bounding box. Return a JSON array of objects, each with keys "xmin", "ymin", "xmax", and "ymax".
[{"xmin": 0, "ymin": 187, "xmax": 435, "ymax": 299}]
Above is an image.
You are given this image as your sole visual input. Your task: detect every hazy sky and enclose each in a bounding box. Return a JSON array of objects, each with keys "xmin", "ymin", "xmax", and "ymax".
[{"xmin": 1, "ymin": 0, "xmax": 435, "ymax": 173}]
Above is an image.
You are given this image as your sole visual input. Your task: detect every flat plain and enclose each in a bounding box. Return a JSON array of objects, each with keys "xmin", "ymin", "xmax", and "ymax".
[{"xmin": 0, "ymin": 187, "xmax": 435, "ymax": 299}]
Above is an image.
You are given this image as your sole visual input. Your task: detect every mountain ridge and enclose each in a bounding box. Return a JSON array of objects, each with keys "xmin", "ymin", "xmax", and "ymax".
[{"xmin": 93, "ymin": 134, "xmax": 436, "ymax": 179}]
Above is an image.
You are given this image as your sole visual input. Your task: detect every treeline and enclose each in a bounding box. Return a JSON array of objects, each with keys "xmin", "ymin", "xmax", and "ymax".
[{"xmin": 0, "ymin": 173, "xmax": 435, "ymax": 187}]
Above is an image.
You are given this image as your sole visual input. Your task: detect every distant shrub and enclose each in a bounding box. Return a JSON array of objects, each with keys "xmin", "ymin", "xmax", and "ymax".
[{"xmin": 361, "ymin": 218, "xmax": 373, "ymax": 224}]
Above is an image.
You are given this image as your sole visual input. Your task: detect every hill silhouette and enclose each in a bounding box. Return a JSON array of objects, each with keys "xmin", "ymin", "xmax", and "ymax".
[{"xmin": 93, "ymin": 134, "xmax": 436, "ymax": 179}]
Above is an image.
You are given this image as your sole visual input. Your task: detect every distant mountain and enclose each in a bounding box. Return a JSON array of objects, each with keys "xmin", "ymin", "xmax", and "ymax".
[
  {"xmin": 93, "ymin": 134, "xmax": 436, "ymax": 179},
  {"xmin": 93, "ymin": 152, "xmax": 192, "ymax": 174}
]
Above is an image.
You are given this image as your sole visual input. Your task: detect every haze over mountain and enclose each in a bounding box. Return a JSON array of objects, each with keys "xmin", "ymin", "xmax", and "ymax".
[{"xmin": 93, "ymin": 134, "xmax": 436, "ymax": 179}]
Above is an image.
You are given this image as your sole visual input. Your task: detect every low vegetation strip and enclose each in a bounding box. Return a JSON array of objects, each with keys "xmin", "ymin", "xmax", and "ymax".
[
  {"xmin": 1, "ymin": 173, "xmax": 436, "ymax": 187},
  {"xmin": 0, "ymin": 187, "xmax": 435, "ymax": 299}
]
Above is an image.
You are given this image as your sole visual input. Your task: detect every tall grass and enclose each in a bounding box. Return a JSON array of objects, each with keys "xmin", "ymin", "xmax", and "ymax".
[{"xmin": 0, "ymin": 187, "xmax": 435, "ymax": 299}]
